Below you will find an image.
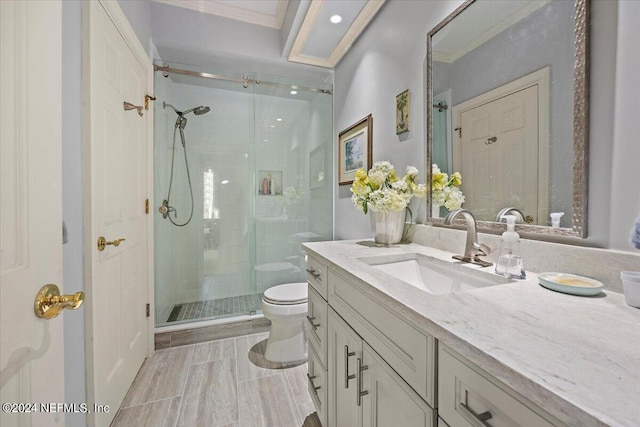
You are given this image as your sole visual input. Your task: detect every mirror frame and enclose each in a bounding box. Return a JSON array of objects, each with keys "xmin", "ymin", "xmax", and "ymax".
[{"xmin": 426, "ymin": 0, "xmax": 590, "ymax": 239}]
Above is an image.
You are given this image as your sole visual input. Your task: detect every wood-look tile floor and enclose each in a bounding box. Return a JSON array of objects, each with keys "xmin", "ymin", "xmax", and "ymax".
[{"xmin": 112, "ymin": 332, "xmax": 320, "ymax": 427}]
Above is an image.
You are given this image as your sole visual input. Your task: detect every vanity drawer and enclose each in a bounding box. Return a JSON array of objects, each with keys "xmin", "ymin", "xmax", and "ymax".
[
  {"xmin": 306, "ymin": 254, "xmax": 328, "ymax": 299},
  {"xmin": 308, "ymin": 343, "xmax": 327, "ymax": 427},
  {"xmin": 438, "ymin": 345, "xmax": 558, "ymax": 427},
  {"xmin": 307, "ymin": 284, "xmax": 328, "ymax": 368},
  {"xmin": 328, "ymin": 268, "xmax": 436, "ymax": 406}
]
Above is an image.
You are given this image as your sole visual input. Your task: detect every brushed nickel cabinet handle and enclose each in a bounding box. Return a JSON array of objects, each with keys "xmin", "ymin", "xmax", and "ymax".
[
  {"xmin": 357, "ymin": 357, "xmax": 369, "ymax": 406},
  {"xmin": 306, "ymin": 315, "xmax": 320, "ymax": 331},
  {"xmin": 307, "ymin": 373, "xmax": 321, "ymax": 397},
  {"xmin": 306, "ymin": 268, "xmax": 321, "ymax": 280},
  {"xmin": 457, "ymin": 401, "xmax": 493, "ymax": 427},
  {"xmin": 344, "ymin": 345, "xmax": 356, "ymax": 388}
]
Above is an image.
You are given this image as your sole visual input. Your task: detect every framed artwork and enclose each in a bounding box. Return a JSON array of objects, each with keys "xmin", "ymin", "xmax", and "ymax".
[
  {"xmin": 338, "ymin": 114, "xmax": 373, "ymax": 185},
  {"xmin": 396, "ymin": 89, "xmax": 410, "ymax": 134}
]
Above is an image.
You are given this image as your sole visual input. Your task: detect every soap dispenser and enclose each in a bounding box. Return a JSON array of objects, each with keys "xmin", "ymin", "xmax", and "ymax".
[{"xmin": 495, "ymin": 215, "xmax": 526, "ymax": 279}]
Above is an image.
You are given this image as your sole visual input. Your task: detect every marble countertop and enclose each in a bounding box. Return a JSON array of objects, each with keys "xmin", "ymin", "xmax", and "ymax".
[{"xmin": 302, "ymin": 240, "xmax": 640, "ymax": 427}]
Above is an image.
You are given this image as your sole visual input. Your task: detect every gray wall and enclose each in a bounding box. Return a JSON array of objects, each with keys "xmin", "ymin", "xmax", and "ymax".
[
  {"xmin": 117, "ymin": 0, "xmax": 151, "ymax": 55},
  {"xmin": 334, "ymin": 0, "xmax": 465, "ymax": 240},
  {"xmin": 609, "ymin": 0, "xmax": 640, "ymax": 250},
  {"xmin": 443, "ymin": 1, "xmax": 574, "ymax": 218},
  {"xmin": 334, "ymin": 0, "xmax": 638, "ymax": 251}
]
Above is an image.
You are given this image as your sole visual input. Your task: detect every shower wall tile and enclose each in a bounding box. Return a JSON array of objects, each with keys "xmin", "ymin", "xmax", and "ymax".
[{"xmin": 121, "ymin": 346, "xmax": 193, "ymax": 408}]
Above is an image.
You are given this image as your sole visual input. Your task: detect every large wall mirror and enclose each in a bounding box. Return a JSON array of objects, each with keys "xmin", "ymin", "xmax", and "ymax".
[{"xmin": 427, "ymin": 0, "xmax": 589, "ymax": 239}]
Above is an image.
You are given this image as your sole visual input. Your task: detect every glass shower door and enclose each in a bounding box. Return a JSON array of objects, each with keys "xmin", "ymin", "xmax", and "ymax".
[
  {"xmin": 252, "ymin": 76, "xmax": 333, "ymax": 294},
  {"xmin": 154, "ymin": 67, "xmax": 259, "ymax": 326}
]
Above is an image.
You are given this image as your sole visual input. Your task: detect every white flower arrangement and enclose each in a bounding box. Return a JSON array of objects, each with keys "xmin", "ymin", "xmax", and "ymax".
[
  {"xmin": 431, "ymin": 163, "xmax": 465, "ymax": 211},
  {"xmin": 350, "ymin": 161, "xmax": 427, "ymax": 214}
]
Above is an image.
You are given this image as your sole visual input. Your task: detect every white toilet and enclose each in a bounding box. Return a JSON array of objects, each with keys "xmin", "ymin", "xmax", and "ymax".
[{"xmin": 261, "ymin": 282, "xmax": 308, "ymax": 363}]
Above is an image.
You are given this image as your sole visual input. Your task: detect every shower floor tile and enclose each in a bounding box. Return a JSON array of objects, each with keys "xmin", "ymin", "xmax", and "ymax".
[
  {"xmin": 165, "ymin": 293, "xmax": 263, "ymax": 323},
  {"xmin": 112, "ymin": 332, "xmax": 321, "ymax": 427}
]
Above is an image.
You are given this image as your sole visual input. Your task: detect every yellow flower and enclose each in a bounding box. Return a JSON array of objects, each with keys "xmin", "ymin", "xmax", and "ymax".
[
  {"xmin": 355, "ymin": 168, "xmax": 367, "ymax": 182},
  {"xmin": 450, "ymin": 172, "xmax": 462, "ymax": 187},
  {"xmin": 350, "ymin": 179, "xmax": 370, "ymax": 197},
  {"xmin": 432, "ymin": 172, "xmax": 448, "ymax": 190},
  {"xmin": 389, "ymin": 169, "xmax": 398, "ymax": 183}
]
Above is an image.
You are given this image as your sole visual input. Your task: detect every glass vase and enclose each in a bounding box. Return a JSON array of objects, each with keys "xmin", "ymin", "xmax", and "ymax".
[{"xmin": 369, "ymin": 206, "xmax": 406, "ymax": 244}]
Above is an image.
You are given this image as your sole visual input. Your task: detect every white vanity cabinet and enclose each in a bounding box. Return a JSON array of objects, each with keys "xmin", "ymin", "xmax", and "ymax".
[
  {"xmin": 328, "ymin": 307, "xmax": 434, "ymax": 427},
  {"xmin": 306, "ymin": 255, "xmax": 329, "ymax": 426},
  {"xmin": 438, "ymin": 345, "xmax": 560, "ymax": 427}
]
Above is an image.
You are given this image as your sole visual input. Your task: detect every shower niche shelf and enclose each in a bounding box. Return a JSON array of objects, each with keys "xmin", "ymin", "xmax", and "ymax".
[{"xmin": 257, "ymin": 170, "xmax": 282, "ymax": 196}]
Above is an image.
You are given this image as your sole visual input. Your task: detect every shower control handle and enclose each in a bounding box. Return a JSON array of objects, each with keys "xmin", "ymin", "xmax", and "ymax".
[{"xmin": 306, "ymin": 316, "xmax": 320, "ymax": 331}]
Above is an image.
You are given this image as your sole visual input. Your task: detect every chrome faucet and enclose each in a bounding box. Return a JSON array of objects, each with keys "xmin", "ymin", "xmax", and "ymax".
[
  {"xmin": 495, "ymin": 207, "xmax": 525, "ymax": 223},
  {"xmin": 443, "ymin": 209, "xmax": 492, "ymax": 267}
]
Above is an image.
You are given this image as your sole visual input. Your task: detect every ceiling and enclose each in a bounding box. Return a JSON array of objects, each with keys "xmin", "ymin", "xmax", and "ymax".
[
  {"xmin": 151, "ymin": 0, "xmax": 386, "ymax": 68},
  {"xmin": 432, "ymin": 0, "xmax": 550, "ymax": 63}
]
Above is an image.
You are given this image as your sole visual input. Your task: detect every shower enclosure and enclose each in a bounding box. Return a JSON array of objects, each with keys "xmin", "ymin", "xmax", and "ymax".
[{"xmin": 154, "ymin": 63, "xmax": 333, "ymax": 327}]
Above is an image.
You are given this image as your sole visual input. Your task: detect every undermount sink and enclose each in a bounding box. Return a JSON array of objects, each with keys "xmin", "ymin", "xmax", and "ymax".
[{"xmin": 360, "ymin": 253, "xmax": 513, "ymax": 295}]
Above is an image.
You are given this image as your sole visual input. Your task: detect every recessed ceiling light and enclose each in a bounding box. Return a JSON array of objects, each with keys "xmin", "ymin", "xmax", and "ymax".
[
  {"xmin": 330, "ymin": 15, "xmax": 342, "ymax": 24},
  {"xmin": 276, "ymin": 118, "xmax": 283, "ymax": 122},
  {"xmin": 221, "ymin": 180, "xmax": 229, "ymax": 184},
  {"xmin": 290, "ymin": 90, "xmax": 298, "ymax": 95},
  {"xmin": 270, "ymin": 125, "xmax": 275, "ymax": 128}
]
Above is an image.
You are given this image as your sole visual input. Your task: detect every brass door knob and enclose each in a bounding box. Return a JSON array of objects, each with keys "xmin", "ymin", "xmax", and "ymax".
[
  {"xmin": 34, "ymin": 284, "xmax": 84, "ymax": 319},
  {"xmin": 97, "ymin": 236, "xmax": 126, "ymax": 251}
]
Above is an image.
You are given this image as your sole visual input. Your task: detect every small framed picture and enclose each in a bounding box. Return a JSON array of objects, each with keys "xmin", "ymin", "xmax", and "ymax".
[
  {"xmin": 338, "ymin": 114, "xmax": 373, "ymax": 185},
  {"xmin": 396, "ymin": 89, "xmax": 410, "ymax": 134}
]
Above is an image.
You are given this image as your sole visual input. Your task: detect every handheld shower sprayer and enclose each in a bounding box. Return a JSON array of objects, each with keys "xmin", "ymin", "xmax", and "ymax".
[{"xmin": 160, "ymin": 101, "xmax": 211, "ymax": 227}]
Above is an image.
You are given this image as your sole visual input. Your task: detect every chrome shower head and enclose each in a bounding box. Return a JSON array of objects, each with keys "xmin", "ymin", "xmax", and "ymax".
[
  {"xmin": 194, "ymin": 106, "xmax": 210, "ymax": 115},
  {"xmin": 182, "ymin": 105, "xmax": 211, "ymax": 116}
]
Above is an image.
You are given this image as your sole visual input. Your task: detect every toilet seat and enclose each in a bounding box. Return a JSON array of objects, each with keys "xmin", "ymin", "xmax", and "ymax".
[{"xmin": 262, "ymin": 282, "xmax": 307, "ymax": 305}]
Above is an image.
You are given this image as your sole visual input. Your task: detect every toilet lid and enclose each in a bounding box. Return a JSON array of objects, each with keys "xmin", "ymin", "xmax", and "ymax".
[{"xmin": 263, "ymin": 282, "xmax": 307, "ymax": 305}]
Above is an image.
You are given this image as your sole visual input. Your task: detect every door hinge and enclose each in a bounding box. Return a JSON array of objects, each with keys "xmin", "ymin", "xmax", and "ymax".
[
  {"xmin": 145, "ymin": 198, "xmax": 150, "ymax": 214},
  {"xmin": 146, "ymin": 303, "xmax": 150, "ymax": 317},
  {"xmin": 455, "ymin": 127, "xmax": 462, "ymax": 138}
]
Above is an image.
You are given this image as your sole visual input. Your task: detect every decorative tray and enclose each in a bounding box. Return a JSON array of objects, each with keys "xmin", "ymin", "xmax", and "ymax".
[{"xmin": 538, "ymin": 272, "xmax": 604, "ymax": 296}]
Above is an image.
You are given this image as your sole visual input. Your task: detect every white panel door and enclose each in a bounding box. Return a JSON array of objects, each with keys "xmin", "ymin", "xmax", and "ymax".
[
  {"xmin": 86, "ymin": 2, "xmax": 150, "ymax": 426},
  {"xmin": 455, "ymin": 86, "xmax": 539, "ymax": 222},
  {"xmin": 0, "ymin": 1, "xmax": 66, "ymax": 426}
]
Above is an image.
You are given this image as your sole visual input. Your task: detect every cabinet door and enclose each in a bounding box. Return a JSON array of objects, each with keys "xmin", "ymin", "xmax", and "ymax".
[
  {"xmin": 308, "ymin": 344, "xmax": 328, "ymax": 426},
  {"xmin": 328, "ymin": 307, "xmax": 363, "ymax": 427},
  {"xmin": 308, "ymin": 284, "xmax": 328, "ymax": 367},
  {"xmin": 361, "ymin": 343, "xmax": 434, "ymax": 427},
  {"xmin": 438, "ymin": 345, "xmax": 557, "ymax": 427}
]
